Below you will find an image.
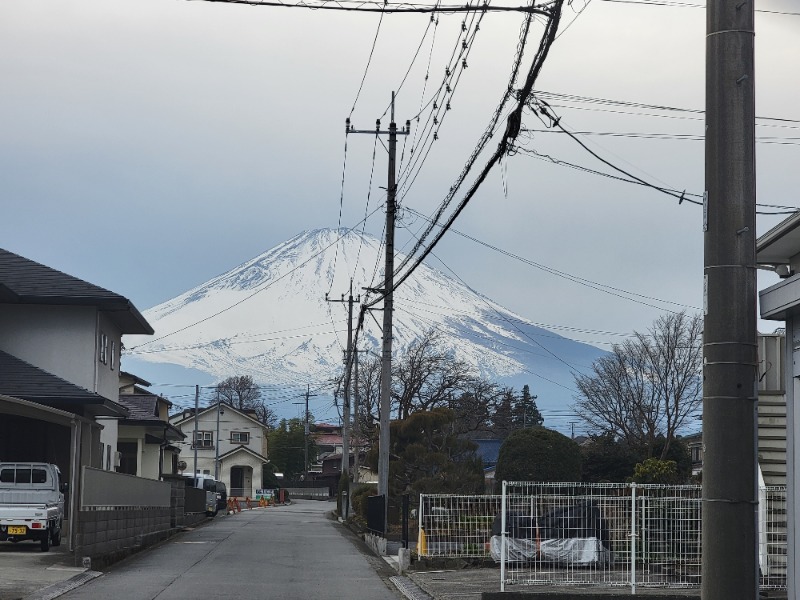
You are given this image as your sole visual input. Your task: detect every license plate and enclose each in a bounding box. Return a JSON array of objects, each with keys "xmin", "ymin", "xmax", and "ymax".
[{"xmin": 8, "ymin": 526, "xmax": 26, "ymax": 535}]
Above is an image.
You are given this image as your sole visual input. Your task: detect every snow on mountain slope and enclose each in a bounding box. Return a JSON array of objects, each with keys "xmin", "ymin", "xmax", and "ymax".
[{"xmin": 125, "ymin": 229, "xmax": 604, "ymax": 413}]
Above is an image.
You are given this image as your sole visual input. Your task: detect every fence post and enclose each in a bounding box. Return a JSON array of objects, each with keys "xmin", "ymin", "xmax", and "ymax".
[
  {"xmin": 417, "ymin": 495, "xmax": 425, "ymax": 557},
  {"xmin": 501, "ymin": 481, "xmax": 507, "ymax": 593},
  {"xmin": 630, "ymin": 482, "xmax": 637, "ymax": 595}
]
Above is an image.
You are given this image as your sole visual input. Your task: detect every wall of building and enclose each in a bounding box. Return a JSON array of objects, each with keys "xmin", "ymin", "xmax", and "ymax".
[
  {"xmin": 96, "ymin": 418, "xmax": 118, "ymax": 471},
  {"xmin": 0, "ymin": 305, "xmax": 123, "ymax": 403},
  {"xmin": 0, "ymin": 305, "xmax": 99, "ymax": 393}
]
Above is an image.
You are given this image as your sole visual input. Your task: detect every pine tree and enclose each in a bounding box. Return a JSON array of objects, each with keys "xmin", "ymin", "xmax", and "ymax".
[{"xmin": 513, "ymin": 384, "xmax": 543, "ymax": 428}]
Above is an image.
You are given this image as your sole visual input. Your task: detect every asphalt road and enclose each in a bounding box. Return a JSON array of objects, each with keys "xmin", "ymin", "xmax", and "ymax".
[{"xmin": 58, "ymin": 500, "xmax": 403, "ymax": 600}]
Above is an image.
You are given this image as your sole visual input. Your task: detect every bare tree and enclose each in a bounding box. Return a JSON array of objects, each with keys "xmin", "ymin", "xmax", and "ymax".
[
  {"xmin": 573, "ymin": 311, "xmax": 702, "ymax": 459},
  {"xmin": 392, "ymin": 329, "xmax": 475, "ymax": 419},
  {"xmin": 214, "ymin": 375, "xmax": 276, "ymax": 429}
]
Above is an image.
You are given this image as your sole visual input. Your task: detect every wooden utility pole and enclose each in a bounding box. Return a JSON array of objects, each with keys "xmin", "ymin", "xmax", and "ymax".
[
  {"xmin": 703, "ymin": 1, "xmax": 757, "ymax": 599},
  {"xmin": 347, "ymin": 92, "xmax": 409, "ymax": 532}
]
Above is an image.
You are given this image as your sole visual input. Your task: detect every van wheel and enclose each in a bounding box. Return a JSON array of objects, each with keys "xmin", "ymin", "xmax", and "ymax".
[
  {"xmin": 40, "ymin": 530, "xmax": 50, "ymax": 552},
  {"xmin": 52, "ymin": 525, "xmax": 61, "ymax": 547}
]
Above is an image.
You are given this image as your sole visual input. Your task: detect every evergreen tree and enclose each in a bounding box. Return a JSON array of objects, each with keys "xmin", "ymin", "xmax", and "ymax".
[
  {"xmin": 513, "ymin": 384, "xmax": 543, "ymax": 428},
  {"xmin": 491, "ymin": 388, "xmax": 516, "ymax": 439},
  {"xmin": 267, "ymin": 418, "xmax": 317, "ymax": 481}
]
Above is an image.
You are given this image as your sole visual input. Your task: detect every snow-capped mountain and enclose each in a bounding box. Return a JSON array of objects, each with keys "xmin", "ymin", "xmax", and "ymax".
[{"xmin": 125, "ymin": 229, "xmax": 604, "ymax": 419}]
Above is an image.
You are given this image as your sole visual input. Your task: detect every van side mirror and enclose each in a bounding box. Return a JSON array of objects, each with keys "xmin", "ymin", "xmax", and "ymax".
[{"xmin": 60, "ymin": 482, "xmax": 69, "ymax": 494}]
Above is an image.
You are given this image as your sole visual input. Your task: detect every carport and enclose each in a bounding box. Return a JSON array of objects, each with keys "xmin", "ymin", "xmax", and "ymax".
[{"xmin": 0, "ymin": 393, "xmax": 101, "ymax": 552}]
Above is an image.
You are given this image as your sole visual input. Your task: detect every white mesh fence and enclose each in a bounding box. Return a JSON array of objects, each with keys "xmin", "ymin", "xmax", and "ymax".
[
  {"xmin": 417, "ymin": 483, "xmax": 787, "ymax": 593},
  {"xmin": 417, "ymin": 494, "xmax": 502, "ymax": 558},
  {"xmin": 760, "ymin": 486, "xmax": 787, "ymax": 589}
]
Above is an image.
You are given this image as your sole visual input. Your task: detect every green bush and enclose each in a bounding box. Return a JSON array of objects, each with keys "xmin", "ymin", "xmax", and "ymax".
[
  {"xmin": 495, "ymin": 427, "xmax": 581, "ymax": 490},
  {"xmin": 632, "ymin": 458, "xmax": 680, "ymax": 484},
  {"xmin": 350, "ymin": 484, "xmax": 378, "ymax": 520}
]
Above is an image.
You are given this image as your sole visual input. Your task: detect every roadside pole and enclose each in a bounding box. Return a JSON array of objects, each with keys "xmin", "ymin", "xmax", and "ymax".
[{"xmin": 702, "ymin": 0, "xmax": 758, "ymax": 598}]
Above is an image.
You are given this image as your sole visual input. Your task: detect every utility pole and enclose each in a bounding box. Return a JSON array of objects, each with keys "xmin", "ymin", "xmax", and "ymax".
[
  {"xmin": 303, "ymin": 385, "xmax": 315, "ymax": 479},
  {"xmin": 193, "ymin": 384, "xmax": 199, "ymax": 477},
  {"xmin": 326, "ymin": 281, "xmax": 360, "ymax": 479},
  {"xmin": 347, "ymin": 92, "xmax": 410, "ymax": 532},
  {"xmin": 353, "ymin": 347, "xmax": 361, "ymax": 484},
  {"xmin": 703, "ymin": 1, "xmax": 757, "ymax": 599},
  {"xmin": 214, "ymin": 390, "xmax": 221, "ymax": 480}
]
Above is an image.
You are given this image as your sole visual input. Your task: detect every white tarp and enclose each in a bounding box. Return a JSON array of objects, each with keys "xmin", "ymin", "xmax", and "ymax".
[{"xmin": 490, "ymin": 535, "xmax": 612, "ymax": 566}]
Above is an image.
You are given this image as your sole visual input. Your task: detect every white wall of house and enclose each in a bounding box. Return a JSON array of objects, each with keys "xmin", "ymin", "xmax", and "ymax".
[
  {"xmin": 117, "ymin": 425, "xmax": 165, "ymax": 480},
  {"xmin": 172, "ymin": 406, "xmax": 268, "ymax": 492},
  {"xmin": 221, "ymin": 453, "xmax": 262, "ymax": 497},
  {"xmin": 96, "ymin": 417, "xmax": 119, "ymax": 470},
  {"xmin": 0, "ymin": 304, "xmax": 122, "ymax": 401}
]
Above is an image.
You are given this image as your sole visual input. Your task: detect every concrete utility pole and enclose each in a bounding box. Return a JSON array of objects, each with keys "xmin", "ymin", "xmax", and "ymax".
[
  {"xmin": 303, "ymin": 385, "xmax": 315, "ymax": 479},
  {"xmin": 214, "ymin": 391, "xmax": 221, "ymax": 480},
  {"xmin": 347, "ymin": 92, "xmax": 409, "ymax": 532},
  {"xmin": 353, "ymin": 348, "xmax": 361, "ymax": 484},
  {"xmin": 703, "ymin": 1, "xmax": 757, "ymax": 599},
  {"xmin": 193, "ymin": 384, "xmax": 199, "ymax": 476},
  {"xmin": 326, "ymin": 281, "xmax": 359, "ymax": 479}
]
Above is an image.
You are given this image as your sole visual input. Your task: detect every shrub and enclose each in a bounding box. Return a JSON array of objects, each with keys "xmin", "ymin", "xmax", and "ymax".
[
  {"xmin": 350, "ymin": 484, "xmax": 378, "ymax": 520},
  {"xmin": 632, "ymin": 458, "xmax": 680, "ymax": 484},
  {"xmin": 495, "ymin": 427, "xmax": 581, "ymax": 490}
]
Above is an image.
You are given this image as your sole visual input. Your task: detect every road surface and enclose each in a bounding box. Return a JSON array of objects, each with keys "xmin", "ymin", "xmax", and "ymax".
[{"xmin": 60, "ymin": 500, "xmax": 402, "ymax": 600}]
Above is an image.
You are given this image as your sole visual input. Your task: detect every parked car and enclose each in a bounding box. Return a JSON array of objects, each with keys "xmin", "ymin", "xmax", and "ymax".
[
  {"xmin": 215, "ymin": 480, "xmax": 227, "ymax": 513},
  {"xmin": 0, "ymin": 463, "xmax": 65, "ymax": 552},
  {"xmin": 184, "ymin": 474, "xmax": 218, "ymax": 516}
]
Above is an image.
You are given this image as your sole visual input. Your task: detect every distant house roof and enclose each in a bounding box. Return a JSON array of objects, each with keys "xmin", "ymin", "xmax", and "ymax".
[
  {"xmin": 171, "ymin": 403, "xmax": 267, "ymax": 430},
  {"xmin": 119, "ymin": 371, "xmax": 153, "ymax": 388},
  {"xmin": 0, "ymin": 248, "xmax": 153, "ymax": 335},
  {"xmin": 217, "ymin": 445, "xmax": 268, "ymax": 463},
  {"xmin": 473, "ymin": 439, "xmax": 502, "ymax": 467},
  {"xmin": 117, "ymin": 395, "xmax": 185, "ymax": 441},
  {"xmin": 314, "ymin": 433, "xmax": 343, "ymax": 446},
  {"xmin": 0, "ymin": 349, "xmax": 129, "ymax": 418}
]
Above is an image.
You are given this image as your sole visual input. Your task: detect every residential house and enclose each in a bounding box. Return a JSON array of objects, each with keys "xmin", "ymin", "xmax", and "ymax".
[
  {"xmin": 170, "ymin": 404, "xmax": 269, "ymax": 498},
  {"xmin": 311, "ymin": 422, "xmax": 343, "ymax": 474},
  {"xmin": 0, "ymin": 247, "xmax": 154, "ymax": 550},
  {"xmin": 682, "ymin": 331, "xmax": 788, "ymax": 487},
  {"xmin": 116, "ymin": 373, "xmax": 185, "ymax": 479},
  {"xmin": 755, "ymin": 213, "xmax": 800, "ymax": 596},
  {"xmin": 473, "ymin": 438, "xmax": 502, "ymax": 493}
]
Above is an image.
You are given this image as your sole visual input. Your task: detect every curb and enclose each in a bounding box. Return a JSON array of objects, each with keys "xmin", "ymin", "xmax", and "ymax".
[
  {"xmin": 23, "ymin": 570, "xmax": 102, "ymax": 600},
  {"xmin": 390, "ymin": 575, "xmax": 434, "ymax": 600}
]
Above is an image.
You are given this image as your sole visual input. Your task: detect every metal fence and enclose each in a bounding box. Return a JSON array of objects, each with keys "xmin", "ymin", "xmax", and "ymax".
[
  {"xmin": 498, "ymin": 482, "xmax": 787, "ymax": 593},
  {"xmin": 418, "ymin": 494, "xmax": 502, "ymax": 558},
  {"xmin": 419, "ymin": 483, "xmax": 787, "ymax": 593}
]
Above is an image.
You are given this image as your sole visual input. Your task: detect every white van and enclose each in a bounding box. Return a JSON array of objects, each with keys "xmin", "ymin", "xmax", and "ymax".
[{"xmin": 184, "ymin": 474, "xmax": 218, "ymax": 516}]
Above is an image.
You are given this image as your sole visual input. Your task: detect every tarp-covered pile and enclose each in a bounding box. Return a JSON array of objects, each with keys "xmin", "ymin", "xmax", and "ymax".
[{"xmin": 489, "ymin": 500, "xmax": 613, "ymax": 566}]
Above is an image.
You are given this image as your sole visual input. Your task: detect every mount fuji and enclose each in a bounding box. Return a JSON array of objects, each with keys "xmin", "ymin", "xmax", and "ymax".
[{"xmin": 124, "ymin": 229, "xmax": 605, "ymax": 426}]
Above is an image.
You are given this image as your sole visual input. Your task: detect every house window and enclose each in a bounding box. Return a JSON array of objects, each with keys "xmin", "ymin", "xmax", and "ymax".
[
  {"xmin": 193, "ymin": 431, "xmax": 214, "ymax": 449},
  {"xmin": 231, "ymin": 431, "xmax": 250, "ymax": 444},
  {"xmin": 110, "ymin": 340, "xmax": 116, "ymax": 370},
  {"xmin": 99, "ymin": 332, "xmax": 108, "ymax": 364}
]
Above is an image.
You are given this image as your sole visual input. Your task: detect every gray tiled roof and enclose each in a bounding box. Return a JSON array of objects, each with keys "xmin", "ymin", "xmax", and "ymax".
[
  {"xmin": 0, "ymin": 248, "xmax": 153, "ymax": 335},
  {"xmin": 117, "ymin": 394, "xmax": 185, "ymax": 440},
  {"xmin": 0, "ymin": 350, "xmax": 128, "ymax": 417},
  {"xmin": 118, "ymin": 395, "xmax": 160, "ymax": 420}
]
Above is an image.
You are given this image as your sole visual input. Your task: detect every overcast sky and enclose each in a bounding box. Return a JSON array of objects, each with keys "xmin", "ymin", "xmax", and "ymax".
[{"xmin": 2, "ymin": 0, "xmax": 798, "ymax": 404}]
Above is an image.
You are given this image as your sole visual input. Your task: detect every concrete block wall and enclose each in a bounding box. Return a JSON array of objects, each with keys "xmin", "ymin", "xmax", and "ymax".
[{"xmin": 75, "ymin": 507, "xmax": 171, "ymax": 568}]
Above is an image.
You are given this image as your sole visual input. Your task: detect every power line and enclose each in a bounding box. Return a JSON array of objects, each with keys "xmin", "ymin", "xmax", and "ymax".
[
  {"xmin": 191, "ymin": 0, "xmax": 559, "ymax": 14},
  {"xmin": 377, "ymin": 0, "xmax": 563, "ymax": 303},
  {"xmin": 404, "ymin": 206, "xmax": 702, "ymax": 311},
  {"xmin": 595, "ymin": 0, "xmax": 800, "ymax": 16}
]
